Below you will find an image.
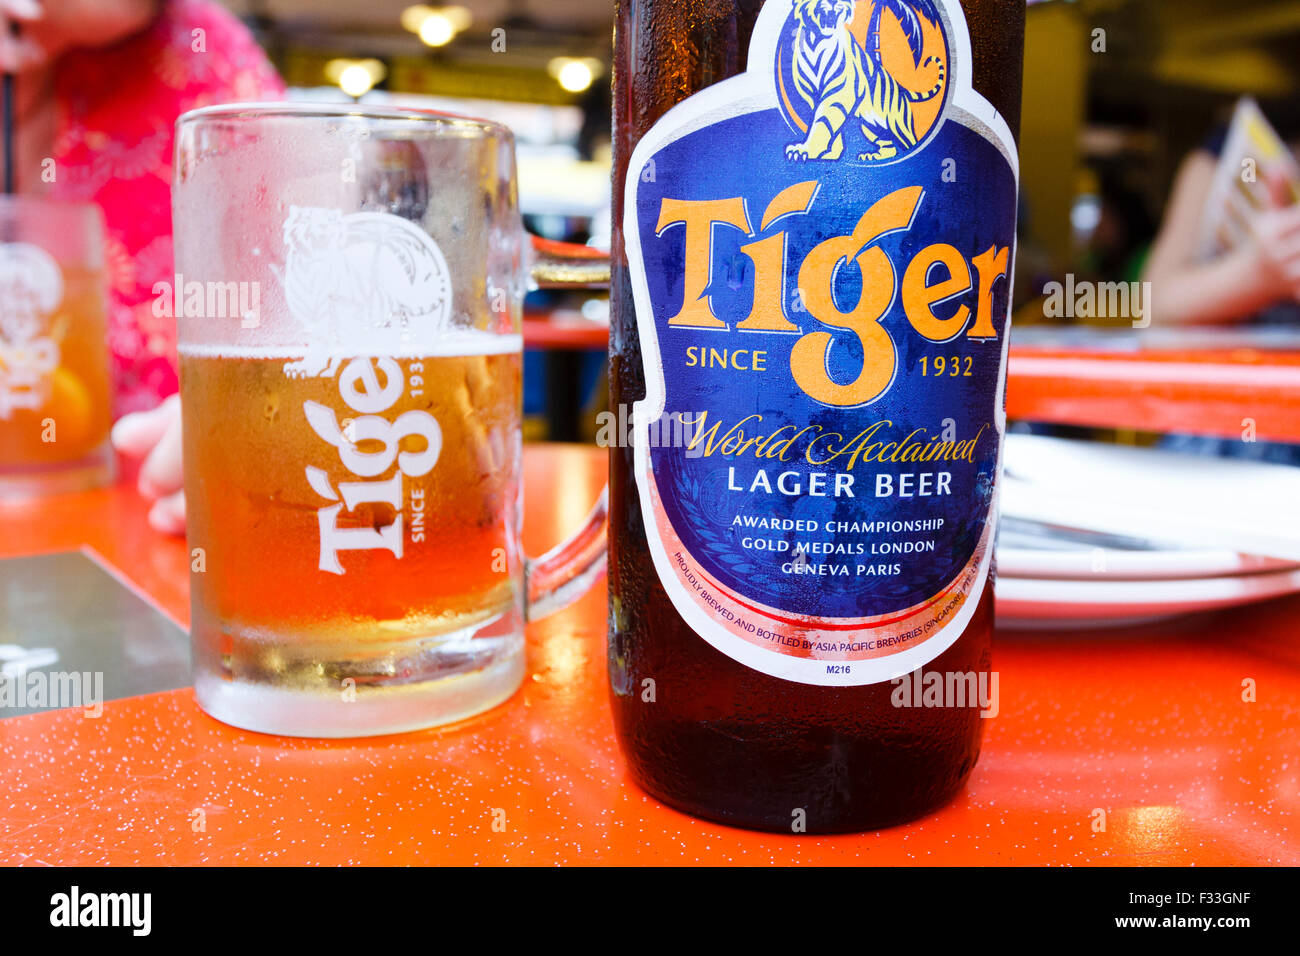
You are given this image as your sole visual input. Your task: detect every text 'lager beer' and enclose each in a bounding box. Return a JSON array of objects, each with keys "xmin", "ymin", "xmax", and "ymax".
[{"xmin": 610, "ymin": 0, "xmax": 1025, "ymax": 831}]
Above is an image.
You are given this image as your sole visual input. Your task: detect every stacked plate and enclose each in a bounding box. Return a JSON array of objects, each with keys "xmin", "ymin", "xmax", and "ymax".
[{"xmin": 993, "ymin": 436, "xmax": 1300, "ymax": 629}]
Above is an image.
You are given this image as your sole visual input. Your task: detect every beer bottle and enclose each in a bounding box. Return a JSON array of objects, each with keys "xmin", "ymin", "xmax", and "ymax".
[{"xmin": 609, "ymin": 0, "xmax": 1025, "ymax": 833}]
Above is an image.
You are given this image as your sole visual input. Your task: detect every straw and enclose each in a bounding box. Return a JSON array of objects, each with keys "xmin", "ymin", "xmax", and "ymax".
[{"xmin": 3, "ymin": 24, "xmax": 14, "ymax": 195}]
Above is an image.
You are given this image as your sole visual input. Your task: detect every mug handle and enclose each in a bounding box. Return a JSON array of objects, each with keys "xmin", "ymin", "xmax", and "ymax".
[
  {"xmin": 523, "ymin": 236, "xmax": 612, "ymax": 620},
  {"xmin": 530, "ymin": 235, "xmax": 612, "ymax": 290}
]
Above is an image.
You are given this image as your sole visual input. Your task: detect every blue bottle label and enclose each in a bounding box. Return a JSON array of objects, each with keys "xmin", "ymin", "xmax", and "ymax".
[{"xmin": 624, "ymin": 0, "xmax": 1018, "ymax": 685}]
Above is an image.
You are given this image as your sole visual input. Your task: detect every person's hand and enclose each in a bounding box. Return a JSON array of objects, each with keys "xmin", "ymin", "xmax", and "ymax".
[
  {"xmin": 0, "ymin": 0, "xmax": 46, "ymax": 73},
  {"xmin": 1250, "ymin": 204, "xmax": 1300, "ymax": 305},
  {"xmin": 111, "ymin": 395, "xmax": 187, "ymax": 536}
]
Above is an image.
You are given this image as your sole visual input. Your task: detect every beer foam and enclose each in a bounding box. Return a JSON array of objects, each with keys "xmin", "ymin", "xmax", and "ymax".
[{"xmin": 178, "ymin": 330, "xmax": 523, "ymax": 360}]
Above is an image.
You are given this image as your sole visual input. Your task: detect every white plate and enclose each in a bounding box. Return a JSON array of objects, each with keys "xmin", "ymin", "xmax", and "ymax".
[
  {"xmin": 995, "ymin": 566, "xmax": 1300, "ymax": 630},
  {"xmin": 995, "ymin": 533, "xmax": 1298, "ymax": 581},
  {"xmin": 997, "ymin": 546, "xmax": 1295, "ymax": 581},
  {"xmin": 1001, "ymin": 436, "xmax": 1300, "ymax": 563}
]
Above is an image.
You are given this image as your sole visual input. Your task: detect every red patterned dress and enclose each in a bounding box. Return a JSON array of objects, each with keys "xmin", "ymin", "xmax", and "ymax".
[{"xmin": 49, "ymin": 0, "xmax": 285, "ymax": 415}]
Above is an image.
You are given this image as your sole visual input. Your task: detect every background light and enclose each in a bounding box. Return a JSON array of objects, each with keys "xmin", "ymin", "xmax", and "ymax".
[
  {"xmin": 419, "ymin": 14, "xmax": 455, "ymax": 47},
  {"xmin": 405, "ymin": 5, "xmax": 472, "ymax": 47},
  {"xmin": 400, "ymin": 5, "xmax": 434, "ymax": 33},
  {"xmin": 558, "ymin": 61, "xmax": 593, "ymax": 93},
  {"xmin": 548, "ymin": 58, "xmax": 604, "ymax": 95},
  {"xmin": 326, "ymin": 59, "xmax": 387, "ymax": 98},
  {"xmin": 339, "ymin": 64, "xmax": 376, "ymax": 97}
]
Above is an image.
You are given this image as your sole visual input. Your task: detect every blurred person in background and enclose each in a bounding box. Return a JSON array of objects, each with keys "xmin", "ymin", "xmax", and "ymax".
[
  {"xmin": 1143, "ymin": 124, "xmax": 1300, "ymax": 327},
  {"xmin": 0, "ymin": 0, "xmax": 283, "ymax": 531},
  {"xmin": 1144, "ymin": 119, "xmax": 1300, "ymax": 464}
]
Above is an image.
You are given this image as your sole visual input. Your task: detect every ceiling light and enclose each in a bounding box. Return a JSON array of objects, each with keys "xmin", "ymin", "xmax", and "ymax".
[
  {"xmin": 326, "ymin": 59, "xmax": 387, "ymax": 98},
  {"xmin": 419, "ymin": 14, "xmax": 455, "ymax": 47},
  {"xmin": 549, "ymin": 57, "xmax": 604, "ymax": 95},
  {"xmin": 406, "ymin": 5, "xmax": 472, "ymax": 46},
  {"xmin": 400, "ymin": 5, "xmax": 434, "ymax": 33},
  {"xmin": 339, "ymin": 64, "xmax": 376, "ymax": 97}
]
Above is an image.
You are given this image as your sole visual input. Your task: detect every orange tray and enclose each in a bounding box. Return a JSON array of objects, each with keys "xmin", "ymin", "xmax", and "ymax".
[{"xmin": 1, "ymin": 445, "xmax": 1296, "ymax": 865}]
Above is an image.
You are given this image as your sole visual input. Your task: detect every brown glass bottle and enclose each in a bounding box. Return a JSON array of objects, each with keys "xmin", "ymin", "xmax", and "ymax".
[{"xmin": 609, "ymin": 0, "xmax": 1025, "ymax": 833}]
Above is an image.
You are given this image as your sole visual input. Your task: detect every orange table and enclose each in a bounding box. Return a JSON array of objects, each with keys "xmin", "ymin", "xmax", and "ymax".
[
  {"xmin": 520, "ymin": 319, "xmax": 1300, "ymax": 443},
  {"xmin": 1007, "ymin": 343, "xmax": 1300, "ymax": 443},
  {"xmin": 522, "ymin": 316, "xmax": 608, "ymax": 352},
  {"xmin": 1, "ymin": 445, "xmax": 1297, "ymax": 865}
]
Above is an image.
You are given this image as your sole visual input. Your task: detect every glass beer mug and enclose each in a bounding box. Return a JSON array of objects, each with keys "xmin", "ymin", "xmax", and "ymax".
[
  {"xmin": 0, "ymin": 197, "xmax": 114, "ymax": 495},
  {"xmin": 173, "ymin": 105, "xmax": 607, "ymax": 737}
]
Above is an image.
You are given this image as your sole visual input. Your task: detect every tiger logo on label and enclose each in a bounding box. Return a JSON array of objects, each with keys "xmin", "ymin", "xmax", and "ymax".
[{"xmin": 779, "ymin": 0, "xmax": 948, "ymax": 164}]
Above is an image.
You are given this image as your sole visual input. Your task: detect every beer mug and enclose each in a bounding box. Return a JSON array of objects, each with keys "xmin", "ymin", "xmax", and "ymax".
[
  {"xmin": 173, "ymin": 104, "xmax": 607, "ymax": 737},
  {"xmin": 0, "ymin": 197, "xmax": 114, "ymax": 495}
]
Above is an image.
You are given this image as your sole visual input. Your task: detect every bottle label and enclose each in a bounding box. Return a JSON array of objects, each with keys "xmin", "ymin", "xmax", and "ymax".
[{"xmin": 624, "ymin": 0, "xmax": 1018, "ymax": 686}]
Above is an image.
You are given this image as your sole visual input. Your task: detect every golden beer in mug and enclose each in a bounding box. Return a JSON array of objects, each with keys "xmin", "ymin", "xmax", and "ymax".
[
  {"xmin": 0, "ymin": 198, "xmax": 113, "ymax": 493},
  {"xmin": 182, "ymin": 341, "xmax": 523, "ymax": 696}
]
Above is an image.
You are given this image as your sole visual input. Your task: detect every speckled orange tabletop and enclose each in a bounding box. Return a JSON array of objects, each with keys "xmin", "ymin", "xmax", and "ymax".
[{"xmin": 1, "ymin": 444, "xmax": 1296, "ymax": 865}]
